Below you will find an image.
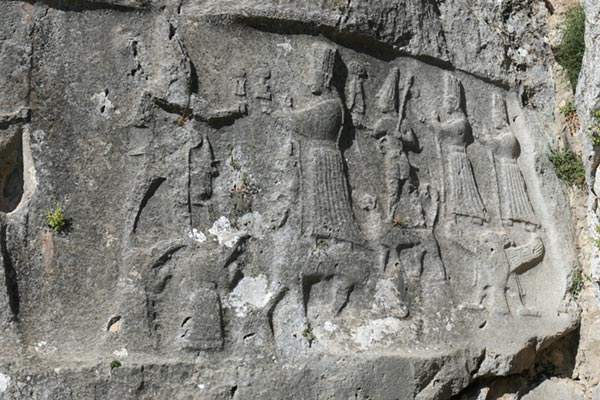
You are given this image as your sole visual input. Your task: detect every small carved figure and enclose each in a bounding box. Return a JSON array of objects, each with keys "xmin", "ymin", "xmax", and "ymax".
[
  {"xmin": 504, "ymin": 235, "xmax": 544, "ymax": 316},
  {"xmin": 455, "ymin": 231, "xmax": 544, "ymax": 316},
  {"xmin": 345, "ymin": 61, "xmax": 367, "ymax": 126},
  {"xmin": 255, "ymin": 66, "xmax": 272, "ymax": 114},
  {"xmin": 431, "ymin": 73, "xmax": 486, "ymax": 223},
  {"xmin": 487, "ymin": 94, "xmax": 538, "ymax": 228},
  {"xmin": 233, "ymin": 68, "xmax": 247, "ymax": 97}
]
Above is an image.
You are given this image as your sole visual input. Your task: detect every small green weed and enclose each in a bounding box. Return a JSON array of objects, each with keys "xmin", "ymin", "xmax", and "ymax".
[
  {"xmin": 110, "ymin": 359, "xmax": 122, "ymax": 370},
  {"xmin": 568, "ymin": 269, "xmax": 589, "ymax": 298},
  {"xmin": 45, "ymin": 206, "xmax": 66, "ymax": 232},
  {"xmin": 331, "ymin": 0, "xmax": 347, "ymax": 11},
  {"xmin": 559, "ymin": 99, "xmax": 576, "ymax": 116},
  {"xmin": 548, "ymin": 146, "xmax": 585, "ymax": 187},
  {"xmin": 316, "ymin": 240, "xmax": 328, "ymax": 250},
  {"xmin": 230, "ymin": 158, "xmax": 241, "ymax": 171},
  {"xmin": 588, "ymin": 109, "xmax": 600, "ymax": 146},
  {"xmin": 301, "ymin": 326, "xmax": 316, "ymax": 346},
  {"xmin": 594, "ymin": 225, "xmax": 600, "ymax": 250},
  {"xmin": 555, "ymin": 5, "xmax": 585, "ymax": 89}
]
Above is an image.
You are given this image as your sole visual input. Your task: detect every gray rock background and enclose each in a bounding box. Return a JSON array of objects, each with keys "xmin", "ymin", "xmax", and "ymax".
[{"xmin": 0, "ymin": 0, "xmax": 592, "ymax": 398}]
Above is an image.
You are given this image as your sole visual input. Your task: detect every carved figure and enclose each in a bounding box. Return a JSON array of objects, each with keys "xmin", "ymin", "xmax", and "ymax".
[
  {"xmin": 372, "ymin": 70, "xmax": 417, "ymax": 223},
  {"xmin": 456, "ymin": 231, "xmax": 544, "ymax": 316},
  {"xmin": 504, "ymin": 235, "xmax": 544, "ymax": 316},
  {"xmin": 255, "ymin": 66, "xmax": 272, "ymax": 114},
  {"xmin": 488, "ymin": 94, "xmax": 538, "ymax": 228},
  {"xmin": 345, "ymin": 61, "xmax": 367, "ymax": 126},
  {"xmin": 233, "ymin": 68, "xmax": 247, "ymax": 97},
  {"xmin": 291, "ymin": 43, "xmax": 362, "ymax": 243},
  {"xmin": 432, "ymin": 73, "xmax": 486, "ymax": 223}
]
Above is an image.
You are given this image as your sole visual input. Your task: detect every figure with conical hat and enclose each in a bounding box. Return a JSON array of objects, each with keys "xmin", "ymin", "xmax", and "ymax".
[
  {"xmin": 488, "ymin": 93, "xmax": 538, "ymax": 227},
  {"xmin": 372, "ymin": 67, "xmax": 417, "ymax": 224},
  {"xmin": 345, "ymin": 61, "xmax": 367, "ymax": 127},
  {"xmin": 431, "ymin": 73, "xmax": 486, "ymax": 223},
  {"xmin": 290, "ymin": 42, "xmax": 362, "ymax": 244}
]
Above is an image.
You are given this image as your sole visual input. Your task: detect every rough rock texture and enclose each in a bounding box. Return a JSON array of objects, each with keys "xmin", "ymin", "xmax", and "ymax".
[{"xmin": 0, "ymin": 0, "xmax": 584, "ymax": 399}]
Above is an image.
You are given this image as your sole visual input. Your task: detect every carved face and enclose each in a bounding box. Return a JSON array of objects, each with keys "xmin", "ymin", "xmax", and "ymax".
[{"xmin": 310, "ymin": 43, "xmax": 337, "ymax": 95}]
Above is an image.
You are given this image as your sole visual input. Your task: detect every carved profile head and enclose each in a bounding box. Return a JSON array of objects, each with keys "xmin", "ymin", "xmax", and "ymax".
[
  {"xmin": 443, "ymin": 73, "xmax": 463, "ymax": 114},
  {"xmin": 492, "ymin": 93, "xmax": 509, "ymax": 130},
  {"xmin": 310, "ymin": 42, "xmax": 337, "ymax": 95},
  {"xmin": 348, "ymin": 61, "xmax": 366, "ymax": 78}
]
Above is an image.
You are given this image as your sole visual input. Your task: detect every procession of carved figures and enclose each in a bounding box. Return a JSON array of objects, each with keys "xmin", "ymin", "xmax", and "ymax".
[{"xmin": 112, "ymin": 35, "xmax": 546, "ymax": 353}]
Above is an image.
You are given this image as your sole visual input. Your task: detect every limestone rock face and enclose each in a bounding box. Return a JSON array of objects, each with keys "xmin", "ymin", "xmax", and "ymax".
[{"xmin": 0, "ymin": 0, "xmax": 580, "ymax": 399}]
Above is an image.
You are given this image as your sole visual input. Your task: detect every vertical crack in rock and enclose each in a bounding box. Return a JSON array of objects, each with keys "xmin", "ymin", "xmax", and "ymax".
[{"xmin": 1, "ymin": 225, "xmax": 19, "ymax": 322}]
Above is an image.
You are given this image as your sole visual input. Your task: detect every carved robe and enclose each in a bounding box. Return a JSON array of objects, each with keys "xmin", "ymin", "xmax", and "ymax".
[
  {"xmin": 439, "ymin": 115, "xmax": 486, "ymax": 221},
  {"xmin": 292, "ymin": 96, "xmax": 362, "ymax": 243},
  {"xmin": 493, "ymin": 131, "xmax": 537, "ymax": 226}
]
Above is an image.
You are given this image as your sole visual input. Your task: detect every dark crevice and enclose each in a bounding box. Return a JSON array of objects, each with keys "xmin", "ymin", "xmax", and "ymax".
[
  {"xmin": 456, "ymin": 66, "xmax": 511, "ymax": 91},
  {"xmin": 150, "ymin": 244, "xmax": 185, "ymax": 270},
  {"xmin": 1, "ymin": 225, "xmax": 19, "ymax": 322},
  {"xmin": 189, "ymin": 61, "xmax": 199, "ymax": 94},
  {"xmin": 230, "ymin": 385, "xmax": 238, "ymax": 398},
  {"xmin": 335, "ymin": 282, "xmax": 353, "ymax": 315},
  {"xmin": 450, "ymin": 327, "xmax": 581, "ymax": 399},
  {"xmin": 0, "ymin": 110, "xmax": 31, "ymax": 131},
  {"xmin": 201, "ymin": 14, "xmax": 398, "ymax": 62},
  {"xmin": 168, "ymin": 23, "xmax": 176, "ymax": 40},
  {"xmin": 106, "ymin": 315, "xmax": 121, "ymax": 331},
  {"xmin": 302, "ymin": 274, "xmax": 324, "ymax": 317},
  {"xmin": 198, "ymin": 16, "xmax": 510, "ymax": 89},
  {"xmin": 26, "ymin": 0, "xmax": 148, "ymax": 12},
  {"xmin": 542, "ymin": 0, "xmax": 555, "ymax": 15},
  {"xmin": 132, "ymin": 177, "xmax": 166, "ymax": 234}
]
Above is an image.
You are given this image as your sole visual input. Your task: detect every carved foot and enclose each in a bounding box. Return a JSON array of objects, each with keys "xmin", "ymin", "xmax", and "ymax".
[{"xmin": 516, "ymin": 306, "xmax": 540, "ymax": 318}]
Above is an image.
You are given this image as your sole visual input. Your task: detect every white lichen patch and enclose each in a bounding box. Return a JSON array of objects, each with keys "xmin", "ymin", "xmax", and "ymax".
[
  {"xmin": 237, "ymin": 212, "xmax": 265, "ymax": 239},
  {"xmin": 324, "ymin": 321, "xmax": 337, "ymax": 333},
  {"xmin": 224, "ymin": 275, "xmax": 273, "ymax": 317},
  {"xmin": 113, "ymin": 348, "xmax": 128, "ymax": 358},
  {"xmin": 351, "ymin": 317, "xmax": 403, "ymax": 350},
  {"xmin": 91, "ymin": 90, "xmax": 114, "ymax": 117},
  {"xmin": 0, "ymin": 373, "xmax": 10, "ymax": 393},
  {"xmin": 188, "ymin": 228, "xmax": 207, "ymax": 243},
  {"xmin": 208, "ymin": 217, "xmax": 244, "ymax": 248},
  {"xmin": 276, "ymin": 42, "xmax": 294, "ymax": 53}
]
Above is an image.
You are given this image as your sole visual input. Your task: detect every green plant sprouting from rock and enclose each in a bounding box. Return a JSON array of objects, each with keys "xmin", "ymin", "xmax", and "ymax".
[
  {"xmin": 548, "ymin": 146, "xmax": 585, "ymax": 187},
  {"xmin": 315, "ymin": 240, "xmax": 328, "ymax": 250},
  {"xmin": 559, "ymin": 99, "xmax": 576, "ymax": 116},
  {"xmin": 110, "ymin": 359, "xmax": 122, "ymax": 370},
  {"xmin": 568, "ymin": 269, "xmax": 588, "ymax": 298},
  {"xmin": 45, "ymin": 206, "xmax": 66, "ymax": 232},
  {"xmin": 301, "ymin": 326, "xmax": 316, "ymax": 346},
  {"xmin": 555, "ymin": 5, "xmax": 585, "ymax": 90},
  {"xmin": 593, "ymin": 224, "xmax": 600, "ymax": 251},
  {"xmin": 587, "ymin": 109, "xmax": 600, "ymax": 146}
]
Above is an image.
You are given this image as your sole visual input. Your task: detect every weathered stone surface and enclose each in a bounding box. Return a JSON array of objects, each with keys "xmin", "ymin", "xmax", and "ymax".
[
  {"xmin": 521, "ymin": 378, "xmax": 585, "ymax": 400},
  {"xmin": 0, "ymin": 0, "xmax": 584, "ymax": 398}
]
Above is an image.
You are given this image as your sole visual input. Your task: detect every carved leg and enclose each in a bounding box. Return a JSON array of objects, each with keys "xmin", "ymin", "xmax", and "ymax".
[
  {"xmin": 385, "ymin": 170, "xmax": 401, "ymax": 223},
  {"xmin": 332, "ymin": 275, "xmax": 354, "ymax": 316}
]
